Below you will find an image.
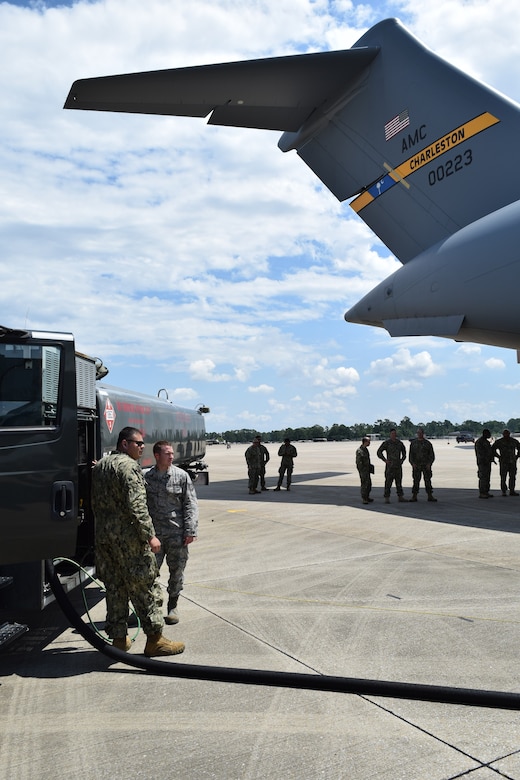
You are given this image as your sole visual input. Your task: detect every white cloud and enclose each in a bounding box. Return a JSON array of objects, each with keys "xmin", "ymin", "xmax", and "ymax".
[
  {"xmin": 302, "ymin": 359, "xmax": 360, "ymax": 389},
  {"xmin": 188, "ymin": 359, "xmax": 231, "ymax": 382},
  {"xmin": 237, "ymin": 410, "xmax": 271, "ymax": 424},
  {"xmin": 268, "ymin": 398, "xmax": 290, "ymax": 412},
  {"xmin": 368, "ymin": 348, "xmax": 443, "ymax": 384},
  {"xmin": 484, "ymin": 358, "xmax": 506, "ymax": 370},
  {"xmin": 388, "ymin": 380, "xmax": 422, "ymax": 391},
  {"xmin": 248, "ymin": 384, "xmax": 275, "ymax": 394},
  {"xmin": 456, "ymin": 344, "xmax": 481, "ymax": 356},
  {"xmin": 168, "ymin": 387, "xmax": 199, "ymax": 401},
  {"xmin": 442, "ymin": 400, "xmax": 497, "ymax": 420},
  {"xmin": 397, "ymin": 0, "xmax": 520, "ymax": 98},
  {"xmin": 327, "ymin": 385, "xmax": 357, "ymax": 397}
]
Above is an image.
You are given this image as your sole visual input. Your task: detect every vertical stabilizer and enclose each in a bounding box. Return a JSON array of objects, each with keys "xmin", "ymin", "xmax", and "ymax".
[{"xmin": 280, "ymin": 19, "xmax": 520, "ymax": 262}]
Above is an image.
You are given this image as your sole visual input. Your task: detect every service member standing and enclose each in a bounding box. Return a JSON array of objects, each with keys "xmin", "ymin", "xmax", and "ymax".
[
  {"xmin": 492, "ymin": 429, "xmax": 520, "ymax": 496},
  {"xmin": 245, "ymin": 438, "xmax": 264, "ymax": 494},
  {"xmin": 474, "ymin": 428, "xmax": 494, "ymax": 499},
  {"xmin": 145, "ymin": 440, "xmax": 199, "ymax": 625},
  {"xmin": 274, "ymin": 438, "xmax": 298, "ymax": 491},
  {"xmin": 356, "ymin": 436, "xmax": 374, "ymax": 504},
  {"xmin": 377, "ymin": 428, "xmax": 407, "ymax": 503},
  {"xmin": 254, "ymin": 435, "xmax": 271, "ymax": 490},
  {"xmin": 409, "ymin": 427, "xmax": 437, "ymax": 502}
]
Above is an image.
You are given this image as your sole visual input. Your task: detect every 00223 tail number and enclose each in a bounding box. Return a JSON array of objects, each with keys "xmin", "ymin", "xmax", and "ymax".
[{"xmin": 428, "ymin": 148, "xmax": 473, "ymax": 186}]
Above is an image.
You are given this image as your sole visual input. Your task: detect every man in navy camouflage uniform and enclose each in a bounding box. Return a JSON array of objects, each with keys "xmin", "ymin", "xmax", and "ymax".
[
  {"xmin": 409, "ymin": 427, "xmax": 437, "ymax": 502},
  {"xmin": 91, "ymin": 426, "xmax": 185, "ymax": 657},
  {"xmin": 377, "ymin": 429, "xmax": 408, "ymax": 503},
  {"xmin": 145, "ymin": 440, "xmax": 199, "ymax": 625}
]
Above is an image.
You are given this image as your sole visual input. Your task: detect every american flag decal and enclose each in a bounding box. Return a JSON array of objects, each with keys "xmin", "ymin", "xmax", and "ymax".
[{"xmin": 385, "ymin": 109, "xmax": 410, "ymax": 141}]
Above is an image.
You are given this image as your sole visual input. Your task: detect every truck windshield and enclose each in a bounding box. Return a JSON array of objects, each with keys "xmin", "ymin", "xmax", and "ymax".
[{"xmin": 0, "ymin": 343, "xmax": 61, "ymax": 427}]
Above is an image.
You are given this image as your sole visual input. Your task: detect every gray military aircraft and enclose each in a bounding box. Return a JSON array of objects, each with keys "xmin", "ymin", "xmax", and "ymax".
[{"xmin": 64, "ymin": 18, "xmax": 520, "ymax": 357}]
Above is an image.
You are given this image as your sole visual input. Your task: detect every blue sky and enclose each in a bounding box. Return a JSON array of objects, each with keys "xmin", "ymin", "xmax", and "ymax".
[{"xmin": 2, "ymin": 0, "xmax": 520, "ymax": 432}]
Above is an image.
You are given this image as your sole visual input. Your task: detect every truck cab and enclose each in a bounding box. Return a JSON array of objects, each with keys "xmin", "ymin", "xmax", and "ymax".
[{"xmin": 0, "ymin": 328, "xmax": 96, "ymax": 637}]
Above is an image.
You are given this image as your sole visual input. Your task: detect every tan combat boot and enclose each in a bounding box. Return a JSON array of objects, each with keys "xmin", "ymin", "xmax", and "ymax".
[
  {"xmin": 144, "ymin": 633, "xmax": 185, "ymax": 657},
  {"xmin": 112, "ymin": 636, "xmax": 132, "ymax": 651}
]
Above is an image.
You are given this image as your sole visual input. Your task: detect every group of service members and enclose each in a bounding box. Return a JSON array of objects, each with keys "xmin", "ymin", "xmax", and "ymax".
[
  {"xmin": 474, "ymin": 428, "xmax": 520, "ymax": 499},
  {"xmin": 244, "ymin": 435, "xmax": 298, "ymax": 494},
  {"xmin": 355, "ymin": 427, "xmax": 520, "ymax": 504}
]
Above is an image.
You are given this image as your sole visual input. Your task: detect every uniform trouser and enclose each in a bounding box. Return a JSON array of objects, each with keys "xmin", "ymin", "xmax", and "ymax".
[
  {"xmin": 384, "ymin": 465, "xmax": 403, "ymax": 497},
  {"xmin": 412, "ymin": 466, "xmax": 433, "ymax": 496},
  {"xmin": 98, "ymin": 549, "xmax": 163, "ymax": 639},
  {"xmin": 260, "ymin": 467, "xmax": 267, "ymax": 488},
  {"xmin": 499, "ymin": 463, "xmax": 517, "ymax": 493},
  {"xmin": 277, "ymin": 465, "xmax": 293, "ymax": 487},
  {"xmin": 477, "ymin": 463, "xmax": 491, "ymax": 495},
  {"xmin": 155, "ymin": 531, "xmax": 189, "ymax": 606},
  {"xmin": 248, "ymin": 466, "xmax": 262, "ymax": 491},
  {"xmin": 358, "ymin": 469, "xmax": 372, "ymax": 500}
]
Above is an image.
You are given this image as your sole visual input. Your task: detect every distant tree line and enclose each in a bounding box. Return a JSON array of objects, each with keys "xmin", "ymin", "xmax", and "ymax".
[{"xmin": 206, "ymin": 416, "xmax": 520, "ymax": 444}]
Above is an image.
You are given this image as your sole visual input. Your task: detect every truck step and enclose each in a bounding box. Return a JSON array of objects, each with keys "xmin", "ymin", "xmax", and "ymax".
[
  {"xmin": 0, "ymin": 576, "xmax": 14, "ymax": 590},
  {"xmin": 0, "ymin": 621, "xmax": 29, "ymax": 650}
]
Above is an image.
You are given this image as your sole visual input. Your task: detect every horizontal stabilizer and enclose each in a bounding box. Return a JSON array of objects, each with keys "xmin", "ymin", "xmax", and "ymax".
[
  {"xmin": 64, "ymin": 48, "xmax": 379, "ymax": 132},
  {"xmin": 383, "ymin": 316, "xmax": 465, "ymax": 338}
]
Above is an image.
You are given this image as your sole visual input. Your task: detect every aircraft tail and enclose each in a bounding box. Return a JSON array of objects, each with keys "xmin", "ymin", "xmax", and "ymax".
[
  {"xmin": 279, "ymin": 19, "xmax": 520, "ymax": 262},
  {"xmin": 64, "ymin": 18, "xmax": 520, "ymax": 264}
]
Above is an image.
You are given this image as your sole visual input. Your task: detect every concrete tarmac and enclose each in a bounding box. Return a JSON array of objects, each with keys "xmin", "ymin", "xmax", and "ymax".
[{"xmin": 2, "ymin": 439, "xmax": 520, "ymax": 779}]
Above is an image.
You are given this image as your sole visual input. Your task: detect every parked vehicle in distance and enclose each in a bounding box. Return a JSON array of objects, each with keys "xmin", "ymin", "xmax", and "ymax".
[{"xmin": 456, "ymin": 433, "xmax": 475, "ymax": 443}]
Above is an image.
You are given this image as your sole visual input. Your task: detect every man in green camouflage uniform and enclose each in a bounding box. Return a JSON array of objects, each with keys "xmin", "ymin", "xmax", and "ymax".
[
  {"xmin": 409, "ymin": 427, "xmax": 437, "ymax": 502},
  {"xmin": 492, "ymin": 429, "xmax": 520, "ymax": 496},
  {"xmin": 274, "ymin": 438, "xmax": 298, "ymax": 491},
  {"xmin": 245, "ymin": 438, "xmax": 265, "ymax": 494},
  {"xmin": 355, "ymin": 436, "xmax": 374, "ymax": 504},
  {"xmin": 254, "ymin": 435, "xmax": 271, "ymax": 490},
  {"xmin": 145, "ymin": 440, "xmax": 198, "ymax": 625},
  {"xmin": 91, "ymin": 426, "xmax": 185, "ymax": 656},
  {"xmin": 377, "ymin": 429, "xmax": 408, "ymax": 503}
]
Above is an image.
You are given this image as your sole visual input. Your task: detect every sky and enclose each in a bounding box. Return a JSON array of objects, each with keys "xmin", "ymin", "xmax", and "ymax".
[{"xmin": 2, "ymin": 0, "xmax": 520, "ymax": 433}]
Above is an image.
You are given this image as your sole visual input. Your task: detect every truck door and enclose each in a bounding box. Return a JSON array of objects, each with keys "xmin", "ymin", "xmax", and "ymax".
[{"xmin": 0, "ymin": 328, "xmax": 78, "ymax": 565}]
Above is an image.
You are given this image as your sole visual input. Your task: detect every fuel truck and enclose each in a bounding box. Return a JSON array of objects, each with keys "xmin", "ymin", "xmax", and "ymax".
[{"xmin": 0, "ymin": 325, "xmax": 209, "ymax": 649}]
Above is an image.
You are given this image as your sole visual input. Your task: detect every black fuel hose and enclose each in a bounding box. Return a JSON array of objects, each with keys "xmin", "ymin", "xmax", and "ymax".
[{"xmin": 45, "ymin": 559, "xmax": 520, "ymax": 710}]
